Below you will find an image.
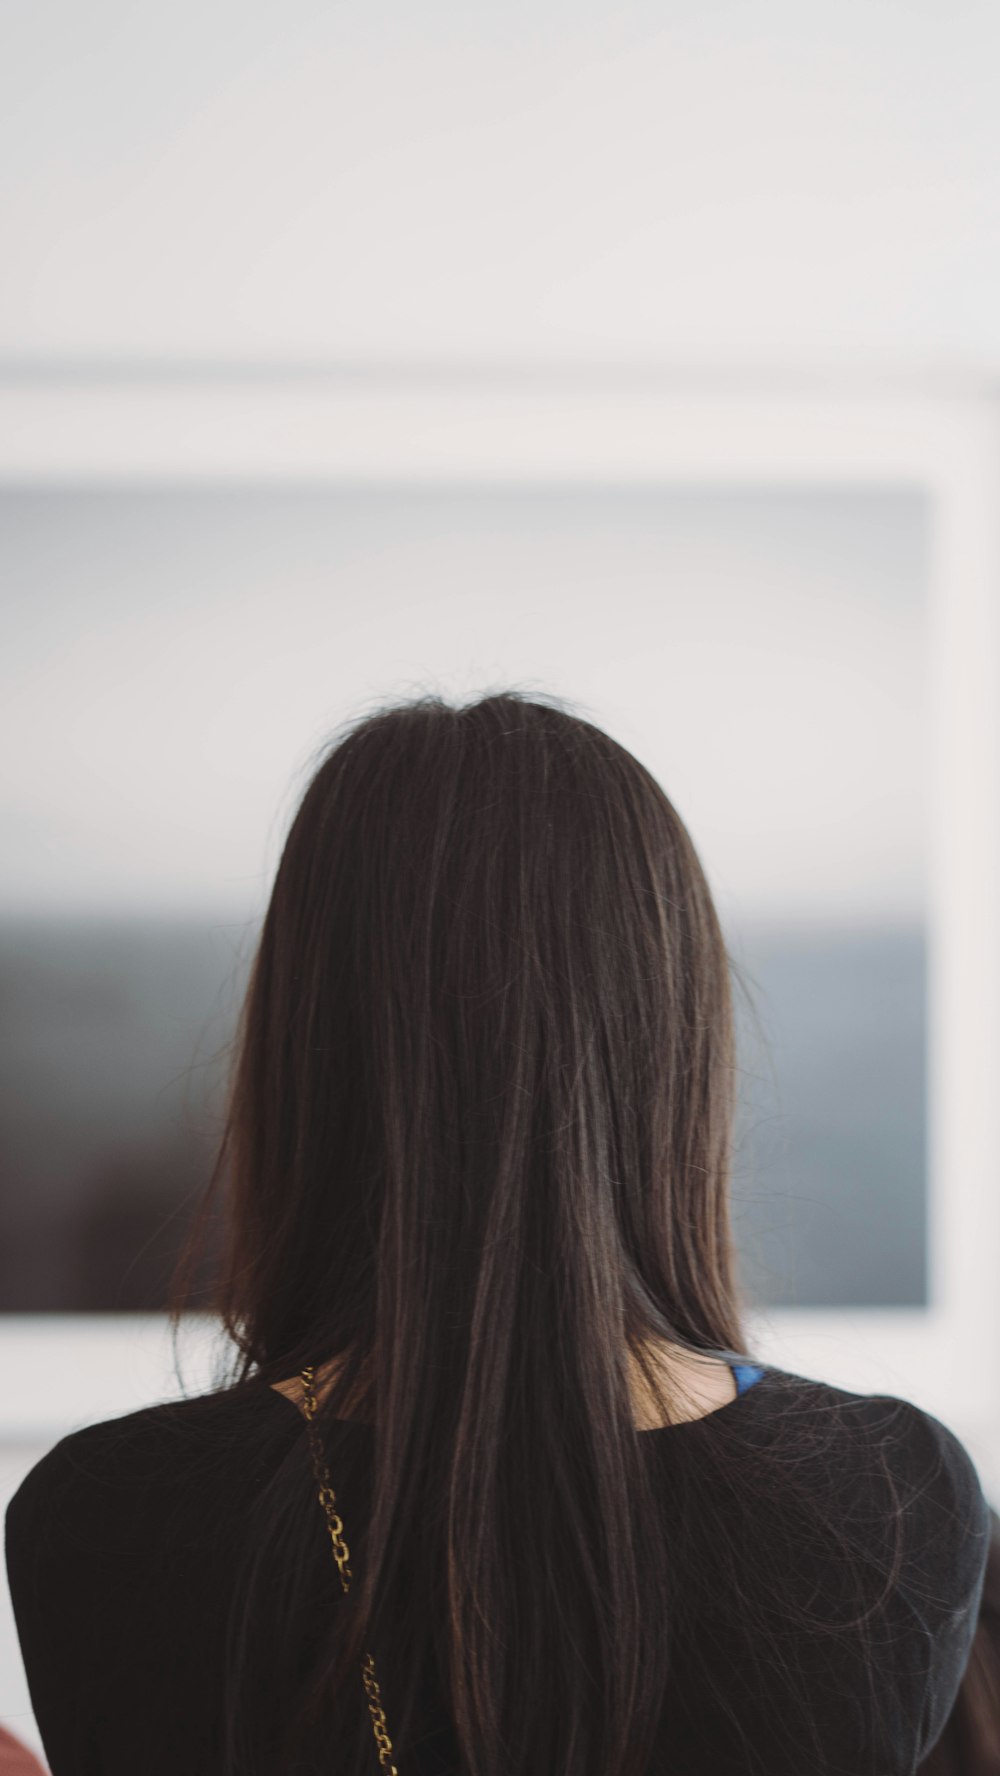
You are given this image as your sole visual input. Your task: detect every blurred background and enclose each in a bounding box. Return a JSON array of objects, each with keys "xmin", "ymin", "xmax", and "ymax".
[{"xmin": 2, "ymin": 1, "xmax": 1000, "ymax": 1762}]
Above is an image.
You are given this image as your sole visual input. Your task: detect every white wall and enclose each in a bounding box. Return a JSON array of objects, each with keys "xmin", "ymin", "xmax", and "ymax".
[{"xmin": 1, "ymin": 0, "xmax": 999, "ymax": 369}]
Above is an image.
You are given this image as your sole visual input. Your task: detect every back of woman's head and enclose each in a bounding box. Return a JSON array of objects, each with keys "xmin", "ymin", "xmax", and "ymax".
[
  {"xmin": 175, "ymin": 689, "xmax": 909, "ymax": 1776},
  {"xmin": 171, "ymin": 688, "xmax": 765, "ymax": 1776},
  {"xmin": 226, "ymin": 684, "xmax": 745, "ymax": 1386}
]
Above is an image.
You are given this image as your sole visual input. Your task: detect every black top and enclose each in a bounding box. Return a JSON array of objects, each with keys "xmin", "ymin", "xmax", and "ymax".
[{"xmin": 4, "ymin": 1362, "xmax": 991, "ymax": 1776}]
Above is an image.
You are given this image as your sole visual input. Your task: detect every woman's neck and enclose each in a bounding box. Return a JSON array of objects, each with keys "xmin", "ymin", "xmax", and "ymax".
[{"xmin": 271, "ymin": 1339, "xmax": 736, "ymax": 1429}]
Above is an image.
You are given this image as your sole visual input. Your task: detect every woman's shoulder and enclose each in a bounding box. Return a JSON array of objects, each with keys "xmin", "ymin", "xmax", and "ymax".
[
  {"xmin": 747, "ymin": 1361, "xmax": 988, "ymax": 1498},
  {"xmin": 701, "ymin": 1364, "xmax": 992, "ymax": 1768},
  {"xmin": 766, "ymin": 1359, "xmax": 983, "ymax": 1459},
  {"xmin": 6, "ymin": 1383, "xmax": 286, "ymax": 1553},
  {"xmin": 735, "ymin": 1363, "xmax": 991, "ymax": 1617},
  {"xmin": 7, "ymin": 1402, "xmax": 169, "ymax": 1530}
]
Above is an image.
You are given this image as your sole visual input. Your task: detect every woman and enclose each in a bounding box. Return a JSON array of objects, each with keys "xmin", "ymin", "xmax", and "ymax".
[{"xmin": 4, "ymin": 689, "xmax": 989, "ymax": 1776}]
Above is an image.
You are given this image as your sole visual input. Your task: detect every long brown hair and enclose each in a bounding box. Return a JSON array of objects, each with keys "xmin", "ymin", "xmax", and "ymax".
[{"xmin": 167, "ymin": 688, "xmax": 911, "ymax": 1776}]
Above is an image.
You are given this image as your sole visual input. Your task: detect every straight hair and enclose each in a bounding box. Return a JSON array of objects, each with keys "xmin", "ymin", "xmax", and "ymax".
[{"xmin": 168, "ymin": 687, "xmax": 906, "ymax": 1776}]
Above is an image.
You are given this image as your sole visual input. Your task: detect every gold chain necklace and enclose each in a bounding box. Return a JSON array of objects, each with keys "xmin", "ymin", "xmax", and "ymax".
[{"xmin": 298, "ymin": 1365, "xmax": 400, "ymax": 1774}]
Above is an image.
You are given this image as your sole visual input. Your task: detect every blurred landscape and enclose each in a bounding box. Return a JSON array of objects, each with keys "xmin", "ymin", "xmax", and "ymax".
[{"xmin": 0, "ymin": 915, "xmax": 925, "ymax": 1313}]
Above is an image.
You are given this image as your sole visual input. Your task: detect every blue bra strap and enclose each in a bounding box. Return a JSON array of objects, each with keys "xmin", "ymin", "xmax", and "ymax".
[{"xmin": 731, "ymin": 1361, "xmax": 765, "ymax": 1395}]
